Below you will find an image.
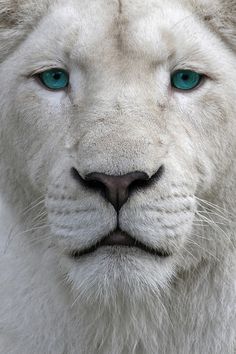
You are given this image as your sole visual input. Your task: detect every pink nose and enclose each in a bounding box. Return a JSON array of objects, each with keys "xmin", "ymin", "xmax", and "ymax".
[
  {"xmin": 71, "ymin": 166, "xmax": 164, "ymax": 211},
  {"xmin": 84, "ymin": 172, "xmax": 149, "ymax": 211}
]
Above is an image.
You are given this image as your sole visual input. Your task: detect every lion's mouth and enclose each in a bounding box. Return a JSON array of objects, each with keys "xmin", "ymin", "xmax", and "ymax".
[{"xmin": 70, "ymin": 229, "xmax": 171, "ymax": 258}]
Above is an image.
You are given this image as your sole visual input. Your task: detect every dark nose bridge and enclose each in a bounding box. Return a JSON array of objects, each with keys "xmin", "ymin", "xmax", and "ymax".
[{"xmin": 85, "ymin": 172, "xmax": 149, "ymax": 211}]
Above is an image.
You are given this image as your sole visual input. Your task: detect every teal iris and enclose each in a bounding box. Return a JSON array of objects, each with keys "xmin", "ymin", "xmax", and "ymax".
[
  {"xmin": 39, "ymin": 69, "xmax": 69, "ymax": 90},
  {"xmin": 171, "ymin": 70, "xmax": 202, "ymax": 91}
]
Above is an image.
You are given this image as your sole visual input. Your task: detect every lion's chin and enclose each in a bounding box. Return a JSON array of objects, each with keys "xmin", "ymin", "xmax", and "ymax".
[{"xmin": 60, "ymin": 245, "xmax": 175, "ymax": 306}]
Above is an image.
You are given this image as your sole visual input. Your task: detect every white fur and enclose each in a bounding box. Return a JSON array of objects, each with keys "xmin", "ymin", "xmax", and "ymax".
[{"xmin": 0, "ymin": 0, "xmax": 235, "ymax": 353}]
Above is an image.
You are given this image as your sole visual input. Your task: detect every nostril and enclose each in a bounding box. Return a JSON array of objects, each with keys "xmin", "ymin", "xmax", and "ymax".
[
  {"xmin": 128, "ymin": 165, "xmax": 164, "ymax": 192},
  {"xmin": 71, "ymin": 167, "xmax": 82, "ymax": 182},
  {"xmin": 148, "ymin": 165, "xmax": 164, "ymax": 185},
  {"xmin": 71, "ymin": 167, "xmax": 90, "ymax": 188},
  {"xmin": 71, "ymin": 167, "xmax": 106, "ymax": 192},
  {"xmin": 152, "ymin": 165, "xmax": 164, "ymax": 182}
]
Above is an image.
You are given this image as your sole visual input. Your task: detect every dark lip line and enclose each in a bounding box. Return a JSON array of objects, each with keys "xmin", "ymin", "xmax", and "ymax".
[{"xmin": 70, "ymin": 235, "xmax": 171, "ymax": 259}]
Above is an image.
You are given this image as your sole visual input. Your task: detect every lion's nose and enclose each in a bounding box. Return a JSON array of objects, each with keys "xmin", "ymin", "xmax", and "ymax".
[
  {"xmin": 84, "ymin": 172, "xmax": 149, "ymax": 211},
  {"xmin": 71, "ymin": 167, "xmax": 164, "ymax": 212}
]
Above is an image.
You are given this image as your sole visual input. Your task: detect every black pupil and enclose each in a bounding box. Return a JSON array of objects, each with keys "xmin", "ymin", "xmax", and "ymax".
[
  {"xmin": 52, "ymin": 72, "xmax": 61, "ymax": 80},
  {"xmin": 182, "ymin": 74, "xmax": 189, "ymax": 81}
]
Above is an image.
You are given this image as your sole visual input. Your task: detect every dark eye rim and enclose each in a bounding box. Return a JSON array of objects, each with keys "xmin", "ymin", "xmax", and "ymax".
[
  {"xmin": 171, "ymin": 70, "xmax": 205, "ymax": 92},
  {"xmin": 34, "ymin": 68, "xmax": 70, "ymax": 91}
]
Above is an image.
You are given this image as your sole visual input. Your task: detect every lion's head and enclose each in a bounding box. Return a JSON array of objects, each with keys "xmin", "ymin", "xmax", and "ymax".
[{"xmin": 0, "ymin": 0, "xmax": 236, "ymax": 319}]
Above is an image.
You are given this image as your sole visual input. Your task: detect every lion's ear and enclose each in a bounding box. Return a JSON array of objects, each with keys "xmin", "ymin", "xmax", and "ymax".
[{"xmin": 194, "ymin": 0, "xmax": 236, "ymax": 51}]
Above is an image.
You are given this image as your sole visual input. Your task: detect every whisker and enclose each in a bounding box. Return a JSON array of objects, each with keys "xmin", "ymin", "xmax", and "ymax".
[
  {"xmin": 196, "ymin": 197, "xmax": 233, "ymax": 218},
  {"xmin": 195, "ymin": 212, "xmax": 233, "ymax": 245},
  {"xmin": 3, "ymin": 222, "xmax": 50, "ymax": 255},
  {"xmin": 186, "ymin": 238, "xmax": 221, "ymax": 263},
  {"xmin": 4, "ymin": 196, "xmax": 46, "ymax": 254}
]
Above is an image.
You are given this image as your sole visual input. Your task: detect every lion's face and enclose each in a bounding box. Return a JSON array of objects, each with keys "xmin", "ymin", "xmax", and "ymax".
[{"xmin": 1, "ymin": 0, "xmax": 236, "ymax": 301}]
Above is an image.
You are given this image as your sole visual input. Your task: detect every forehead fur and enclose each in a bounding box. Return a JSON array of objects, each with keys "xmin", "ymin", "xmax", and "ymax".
[{"xmin": 0, "ymin": 0, "xmax": 235, "ymax": 63}]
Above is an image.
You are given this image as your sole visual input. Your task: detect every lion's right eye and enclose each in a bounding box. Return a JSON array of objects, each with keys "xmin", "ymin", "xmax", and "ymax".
[
  {"xmin": 37, "ymin": 69, "xmax": 69, "ymax": 90},
  {"xmin": 171, "ymin": 70, "xmax": 203, "ymax": 91}
]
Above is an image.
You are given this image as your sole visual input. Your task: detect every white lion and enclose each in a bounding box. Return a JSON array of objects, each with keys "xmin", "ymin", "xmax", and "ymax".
[{"xmin": 0, "ymin": 0, "xmax": 235, "ymax": 353}]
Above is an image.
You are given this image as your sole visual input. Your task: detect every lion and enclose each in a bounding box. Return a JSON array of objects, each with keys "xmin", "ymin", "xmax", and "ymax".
[{"xmin": 0, "ymin": 0, "xmax": 235, "ymax": 353}]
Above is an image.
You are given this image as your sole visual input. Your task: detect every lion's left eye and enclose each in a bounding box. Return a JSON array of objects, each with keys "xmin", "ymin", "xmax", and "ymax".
[
  {"xmin": 38, "ymin": 69, "xmax": 69, "ymax": 90},
  {"xmin": 171, "ymin": 70, "xmax": 203, "ymax": 91}
]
